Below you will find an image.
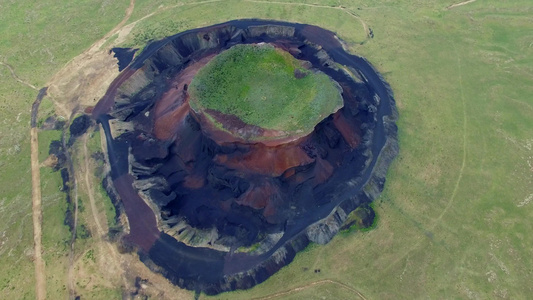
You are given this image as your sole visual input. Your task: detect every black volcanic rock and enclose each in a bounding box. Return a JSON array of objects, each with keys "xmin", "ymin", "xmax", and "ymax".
[
  {"xmin": 111, "ymin": 47, "xmax": 138, "ymax": 71},
  {"xmin": 69, "ymin": 115, "xmax": 91, "ymax": 137}
]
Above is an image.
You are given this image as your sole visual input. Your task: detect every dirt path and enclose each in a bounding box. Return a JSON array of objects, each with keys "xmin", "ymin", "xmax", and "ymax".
[
  {"xmin": 252, "ymin": 279, "xmax": 367, "ymax": 300},
  {"xmin": 52, "ymin": 0, "xmax": 135, "ymax": 71},
  {"xmin": 0, "ymin": 59, "xmax": 71, "ymax": 118},
  {"xmin": 244, "ymin": 0, "xmax": 371, "ymax": 38},
  {"xmin": 64, "ymin": 131, "xmax": 128, "ymax": 297},
  {"xmin": 59, "ymin": 3, "xmax": 136, "ymax": 297},
  {"xmin": 447, "ymin": 0, "xmax": 477, "ymax": 9},
  {"xmin": 30, "ymin": 128, "xmax": 46, "ymax": 300},
  {"xmin": 46, "ymin": 0, "xmax": 136, "ymax": 114},
  {"xmin": 83, "ymin": 134, "xmax": 107, "ymax": 245},
  {"xmin": 0, "ymin": 61, "xmax": 38, "ymax": 90},
  {"xmin": 30, "ymin": 89, "xmax": 48, "ymax": 300}
]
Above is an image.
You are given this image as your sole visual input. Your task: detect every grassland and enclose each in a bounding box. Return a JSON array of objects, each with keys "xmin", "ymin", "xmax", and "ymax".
[
  {"xmin": 1, "ymin": 0, "xmax": 532, "ymax": 299},
  {"xmin": 189, "ymin": 44, "xmax": 343, "ymax": 133},
  {"xmin": 0, "ymin": 1, "xmax": 128, "ymax": 299}
]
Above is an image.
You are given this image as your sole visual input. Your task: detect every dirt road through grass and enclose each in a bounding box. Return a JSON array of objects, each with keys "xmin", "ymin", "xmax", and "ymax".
[
  {"xmin": 46, "ymin": 0, "xmax": 136, "ymax": 114},
  {"xmin": 81, "ymin": 133, "xmax": 127, "ymax": 289},
  {"xmin": 30, "ymin": 88, "xmax": 48, "ymax": 300}
]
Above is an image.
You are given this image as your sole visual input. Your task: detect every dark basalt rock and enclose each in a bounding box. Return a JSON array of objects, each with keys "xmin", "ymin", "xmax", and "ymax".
[
  {"xmin": 69, "ymin": 114, "xmax": 92, "ymax": 137},
  {"xmin": 93, "ymin": 20, "xmax": 398, "ymax": 295},
  {"xmin": 48, "ymin": 140, "xmax": 66, "ymax": 170},
  {"xmin": 111, "ymin": 47, "xmax": 138, "ymax": 71}
]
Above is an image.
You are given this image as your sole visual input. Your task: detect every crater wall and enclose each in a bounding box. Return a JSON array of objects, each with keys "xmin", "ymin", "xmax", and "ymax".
[{"xmin": 93, "ymin": 19, "xmax": 398, "ymax": 295}]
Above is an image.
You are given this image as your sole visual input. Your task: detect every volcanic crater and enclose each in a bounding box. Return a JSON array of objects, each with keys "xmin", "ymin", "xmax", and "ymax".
[{"xmin": 93, "ymin": 20, "xmax": 398, "ymax": 295}]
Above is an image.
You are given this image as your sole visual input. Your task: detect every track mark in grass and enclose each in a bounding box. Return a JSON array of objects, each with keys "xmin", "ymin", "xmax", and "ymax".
[
  {"xmin": 517, "ymin": 193, "xmax": 533, "ymax": 207},
  {"xmin": 0, "ymin": 61, "xmax": 38, "ymax": 90},
  {"xmin": 432, "ymin": 49, "xmax": 468, "ymax": 228},
  {"xmin": 504, "ymin": 95, "xmax": 533, "ymax": 113},
  {"xmin": 243, "ymin": 0, "xmax": 371, "ymax": 39},
  {"xmin": 399, "ymin": 254, "xmax": 410, "ymax": 282},
  {"xmin": 252, "ymin": 279, "xmax": 367, "ymax": 300},
  {"xmin": 446, "ymin": 0, "xmax": 477, "ymax": 10},
  {"xmin": 384, "ymin": 45, "xmax": 469, "ymax": 273}
]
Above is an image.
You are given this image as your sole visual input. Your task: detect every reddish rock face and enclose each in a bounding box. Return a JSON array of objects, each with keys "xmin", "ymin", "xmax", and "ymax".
[
  {"xmin": 153, "ymin": 54, "xmax": 217, "ymax": 140},
  {"xmin": 214, "ymin": 142, "xmax": 313, "ymax": 177},
  {"xmin": 149, "ymin": 45, "xmax": 346, "ymax": 196}
]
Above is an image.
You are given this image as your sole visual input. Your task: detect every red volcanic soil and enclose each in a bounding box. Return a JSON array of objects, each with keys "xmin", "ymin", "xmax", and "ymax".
[
  {"xmin": 214, "ymin": 139, "xmax": 313, "ymax": 177},
  {"xmin": 150, "ymin": 47, "xmax": 332, "ymax": 179},
  {"xmin": 332, "ymin": 110, "xmax": 360, "ymax": 149},
  {"xmin": 333, "ymin": 83, "xmax": 362, "ymax": 149},
  {"xmin": 234, "ymin": 180, "xmax": 282, "ymax": 221},
  {"xmin": 198, "ymin": 109, "xmax": 288, "ymax": 145},
  {"xmin": 144, "ymin": 45, "xmax": 364, "ymax": 226},
  {"xmin": 114, "ymin": 174, "xmax": 160, "ymax": 252},
  {"xmin": 194, "ymin": 108, "xmax": 315, "ymax": 147},
  {"xmin": 153, "ymin": 54, "xmax": 217, "ymax": 140}
]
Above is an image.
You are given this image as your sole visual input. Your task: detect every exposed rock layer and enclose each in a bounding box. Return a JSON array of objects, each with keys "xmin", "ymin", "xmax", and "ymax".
[{"xmin": 93, "ymin": 20, "xmax": 398, "ymax": 295}]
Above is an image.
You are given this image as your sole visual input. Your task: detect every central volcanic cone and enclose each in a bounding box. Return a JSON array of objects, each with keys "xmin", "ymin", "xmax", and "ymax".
[{"xmin": 188, "ymin": 43, "xmax": 344, "ymax": 145}]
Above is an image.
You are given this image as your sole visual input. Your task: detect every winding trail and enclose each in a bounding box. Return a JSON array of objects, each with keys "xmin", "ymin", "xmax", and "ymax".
[
  {"xmin": 60, "ymin": 2, "xmax": 136, "ymax": 296},
  {"xmin": 83, "ymin": 135, "xmax": 105, "ymax": 252},
  {"xmin": 243, "ymin": 0, "xmax": 370, "ymax": 38},
  {"xmin": 46, "ymin": 0, "xmax": 136, "ymax": 111},
  {"xmin": 50, "ymin": 0, "xmax": 135, "ymax": 77},
  {"xmin": 432, "ymin": 51, "xmax": 467, "ymax": 226},
  {"xmin": 30, "ymin": 88, "xmax": 48, "ymax": 300},
  {"xmin": 0, "ymin": 59, "xmax": 70, "ymax": 118},
  {"xmin": 0, "ymin": 61, "xmax": 38, "ymax": 90},
  {"xmin": 384, "ymin": 45, "xmax": 468, "ymax": 273},
  {"xmin": 5, "ymin": 36, "xmax": 55, "ymax": 300},
  {"xmin": 252, "ymin": 279, "xmax": 367, "ymax": 300}
]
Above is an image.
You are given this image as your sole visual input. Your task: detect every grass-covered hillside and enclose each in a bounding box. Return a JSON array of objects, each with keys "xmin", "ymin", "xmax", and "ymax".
[{"xmin": 189, "ymin": 44, "xmax": 343, "ymax": 134}]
